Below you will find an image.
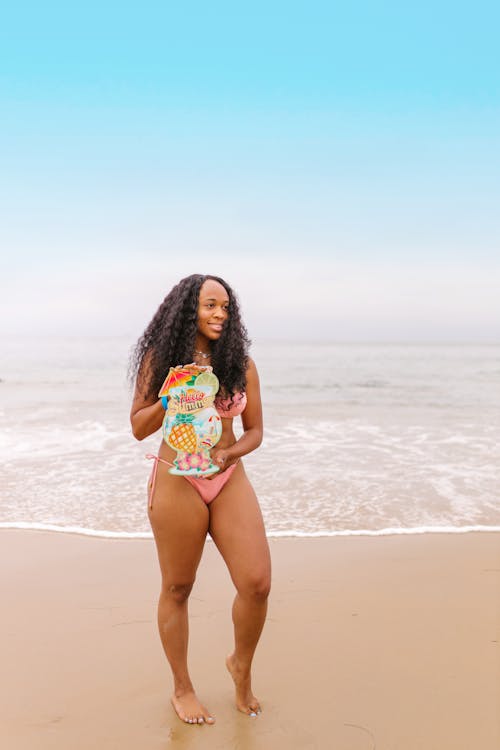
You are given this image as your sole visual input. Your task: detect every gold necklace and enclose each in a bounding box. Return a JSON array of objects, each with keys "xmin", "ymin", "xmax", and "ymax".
[{"xmin": 194, "ymin": 349, "xmax": 211, "ymax": 359}]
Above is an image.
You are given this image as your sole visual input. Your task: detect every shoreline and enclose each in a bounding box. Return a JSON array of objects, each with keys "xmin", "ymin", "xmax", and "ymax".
[
  {"xmin": 1, "ymin": 529, "xmax": 499, "ymax": 749},
  {"xmin": 2, "ymin": 521, "xmax": 500, "ymax": 539}
]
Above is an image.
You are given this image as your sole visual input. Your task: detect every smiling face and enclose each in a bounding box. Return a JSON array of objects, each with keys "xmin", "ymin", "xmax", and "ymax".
[{"xmin": 196, "ymin": 278, "xmax": 230, "ymax": 345}]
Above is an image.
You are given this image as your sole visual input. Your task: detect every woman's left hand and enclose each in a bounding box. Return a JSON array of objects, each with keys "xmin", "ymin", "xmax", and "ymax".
[{"xmin": 210, "ymin": 447, "xmax": 238, "ymax": 473}]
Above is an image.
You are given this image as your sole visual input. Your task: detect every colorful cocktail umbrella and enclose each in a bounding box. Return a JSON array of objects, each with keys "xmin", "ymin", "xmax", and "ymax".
[{"xmin": 158, "ymin": 367, "xmax": 195, "ymax": 397}]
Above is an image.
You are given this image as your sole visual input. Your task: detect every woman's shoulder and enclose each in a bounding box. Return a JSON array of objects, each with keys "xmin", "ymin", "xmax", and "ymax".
[
  {"xmin": 245, "ymin": 356, "xmax": 258, "ymax": 376},
  {"xmin": 244, "ymin": 356, "xmax": 261, "ymax": 393}
]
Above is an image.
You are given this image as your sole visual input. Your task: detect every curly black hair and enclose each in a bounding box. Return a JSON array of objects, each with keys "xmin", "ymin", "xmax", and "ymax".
[{"xmin": 129, "ymin": 274, "xmax": 250, "ymax": 401}]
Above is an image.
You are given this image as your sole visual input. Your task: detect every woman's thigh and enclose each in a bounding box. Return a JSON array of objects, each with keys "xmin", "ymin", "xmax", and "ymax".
[
  {"xmin": 148, "ymin": 463, "xmax": 210, "ymax": 584},
  {"xmin": 208, "ymin": 463, "xmax": 271, "ymax": 593}
]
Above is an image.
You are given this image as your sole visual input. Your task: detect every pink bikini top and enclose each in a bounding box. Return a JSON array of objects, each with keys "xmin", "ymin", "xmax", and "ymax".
[{"xmin": 214, "ymin": 392, "xmax": 247, "ymax": 418}]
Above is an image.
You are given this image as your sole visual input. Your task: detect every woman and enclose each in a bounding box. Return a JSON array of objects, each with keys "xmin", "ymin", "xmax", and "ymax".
[{"xmin": 129, "ymin": 274, "xmax": 271, "ymax": 726}]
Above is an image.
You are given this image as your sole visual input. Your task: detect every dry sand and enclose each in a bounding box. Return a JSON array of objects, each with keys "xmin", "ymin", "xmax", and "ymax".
[{"xmin": 1, "ymin": 530, "xmax": 499, "ymax": 750}]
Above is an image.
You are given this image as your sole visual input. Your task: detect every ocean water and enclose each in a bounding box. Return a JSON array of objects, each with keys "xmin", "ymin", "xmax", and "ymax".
[{"xmin": 1, "ymin": 336, "xmax": 499, "ymax": 538}]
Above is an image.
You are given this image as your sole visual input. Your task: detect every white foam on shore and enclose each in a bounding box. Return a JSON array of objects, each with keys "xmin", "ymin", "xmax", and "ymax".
[
  {"xmin": 0, "ymin": 522, "xmax": 152, "ymax": 539},
  {"xmin": 1, "ymin": 521, "xmax": 500, "ymax": 540},
  {"xmin": 267, "ymin": 525, "xmax": 500, "ymax": 537}
]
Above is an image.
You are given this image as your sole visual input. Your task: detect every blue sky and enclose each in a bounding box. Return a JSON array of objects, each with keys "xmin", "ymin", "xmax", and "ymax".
[{"xmin": 1, "ymin": 1, "xmax": 499, "ymax": 341}]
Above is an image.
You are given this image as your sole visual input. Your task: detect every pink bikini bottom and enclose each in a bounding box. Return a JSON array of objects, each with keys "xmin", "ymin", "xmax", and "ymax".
[{"xmin": 146, "ymin": 454, "xmax": 238, "ymax": 508}]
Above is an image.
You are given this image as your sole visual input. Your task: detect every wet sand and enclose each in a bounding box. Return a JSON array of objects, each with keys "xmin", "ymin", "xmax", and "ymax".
[{"xmin": 1, "ymin": 530, "xmax": 498, "ymax": 749}]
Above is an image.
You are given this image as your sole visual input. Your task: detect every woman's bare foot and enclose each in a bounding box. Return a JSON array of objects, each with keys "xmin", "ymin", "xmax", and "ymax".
[
  {"xmin": 171, "ymin": 689, "xmax": 215, "ymax": 725},
  {"xmin": 225, "ymin": 654, "xmax": 261, "ymax": 716}
]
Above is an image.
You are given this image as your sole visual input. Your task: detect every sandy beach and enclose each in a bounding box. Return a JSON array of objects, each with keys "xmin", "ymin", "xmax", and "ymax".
[{"xmin": 1, "ymin": 530, "xmax": 498, "ymax": 749}]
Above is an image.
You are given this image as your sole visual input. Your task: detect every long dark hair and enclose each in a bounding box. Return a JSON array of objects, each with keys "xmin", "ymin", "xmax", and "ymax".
[{"xmin": 129, "ymin": 274, "xmax": 250, "ymax": 400}]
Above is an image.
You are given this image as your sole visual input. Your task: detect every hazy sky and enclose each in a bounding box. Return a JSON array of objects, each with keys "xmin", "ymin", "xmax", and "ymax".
[{"xmin": 1, "ymin": 1, "xmax": 499, "ymax": 341}]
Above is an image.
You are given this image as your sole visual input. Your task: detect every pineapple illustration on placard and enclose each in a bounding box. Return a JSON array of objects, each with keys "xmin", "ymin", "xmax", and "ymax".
[{"xmin": 169, "ymin": 417, "xmax": 199, "ymax": 454}]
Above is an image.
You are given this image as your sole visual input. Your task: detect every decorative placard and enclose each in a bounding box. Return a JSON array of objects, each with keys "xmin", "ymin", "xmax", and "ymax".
[{"xmin": 158, "ymin": 365, "xmax": 222, "ymax": 476}]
